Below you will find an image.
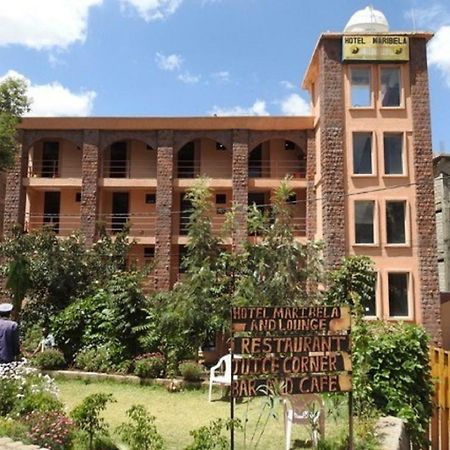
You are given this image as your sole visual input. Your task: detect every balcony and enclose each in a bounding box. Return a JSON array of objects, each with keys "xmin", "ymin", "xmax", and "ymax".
[
  {"xmin": 248, "ymin": 160, "xmax": 306, "ymax": 179},
  {"xmin": 26, "ymin": 160, "xmax": 82, "ymax": 188},
  {"xmin": 25, "ymin": 213, "xmax": 81, "ymax": 236},
  {"xmin": 99, "ymin": 213, "xmax": 156, "ymax": 240}
]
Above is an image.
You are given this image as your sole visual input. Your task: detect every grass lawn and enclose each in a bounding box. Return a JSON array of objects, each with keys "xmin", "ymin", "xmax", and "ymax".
[{"xmin": 57, "ymin": 379, "xmax": 346, "ymax": 449}]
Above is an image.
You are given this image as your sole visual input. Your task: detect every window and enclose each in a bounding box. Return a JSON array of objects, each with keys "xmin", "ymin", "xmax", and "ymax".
[
  {"xmin": 388, "ymin": 273, "xmax": 409, "ymax": 317},
  {"xmin": 363, "ymin": 275, "xmax": 377, "ymax": 316},
  {"xmin": 384, "ymin": 133, "xmax": 404, "ymax": 175},
  {"xmin": 216, "ymin": 194, "xmax": 227, "ymax": 204},
  {"xmin": 110, "ymin": 141, "xmax": 127, "ymax": 178},
  {"xmin": 354, "ymin": 201, "xmax": 375, "ymax": 244},
  {"xmin": 350, "ymin": 67, "xmax": 371, "ymax": 107},
  {"xmin": 75, "ymin": 192, "xmax": 81, "ymax": 202},
  {"xmin": 42, "ymin": 141, "xmax": 59, "ymax": 177},
  {"xmin": 353, "ymin": 132, "xmax": 372, "ymax": 174},
  {"xmin": 285, "ymin": 140, "xmax": 296, "ymax": 150},
  {"xmin": 216, "ymin": 142, "xmax": 226, "ymax": 150},
  {"xmin": 179, "ymin": 245, "xmax": 188, "ymax": 273},
  {"xmin": 381, "ymin": 67, "xmax": 401, "ymax": 107},
  {"xmin": 386, "ymin": 201, "xmax": 406, "ymax": 244},
  {"xmin": 145, "ymin": 193, "xmax": 156, "ymax": 204},
  {"xmin": 144, "ymin": 247, "xmax": 155, "ymax": 260}
]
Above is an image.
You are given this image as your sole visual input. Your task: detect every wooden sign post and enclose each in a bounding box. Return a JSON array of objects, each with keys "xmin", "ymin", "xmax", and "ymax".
[{"xmin": 230, "ymin": 305, "xmax": 353, "ymax": 449}]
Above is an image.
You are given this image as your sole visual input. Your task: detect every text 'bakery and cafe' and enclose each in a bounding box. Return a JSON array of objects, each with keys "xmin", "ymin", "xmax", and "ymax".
[{"xmin": 231, "ymin": 306, "xmax": 352, "ymax": 397}]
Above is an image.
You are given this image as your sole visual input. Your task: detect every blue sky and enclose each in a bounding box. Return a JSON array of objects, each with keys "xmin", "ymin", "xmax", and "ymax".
[{"xmin": 0, "ymin": 0, "xmax": 449, "ymax": 151}]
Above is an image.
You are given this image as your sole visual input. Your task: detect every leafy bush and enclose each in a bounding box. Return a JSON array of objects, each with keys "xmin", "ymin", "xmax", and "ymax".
[
  {"xmin": 184, "ymin": 419, "xmax": 236, "ymax": 450},
  {"xmin": 134, "ymin": 353, "xmax": 166, "ymax": 378},
  {"xmin": 24, "ymin": 410, "xmax": 75, "ymax": 450},
  {"xmin": 71, "ymin": 393, "xmax": 116, "ymax": 450},
  {"xmin": 117, "ymin": 404, "xmax": 165, "ymax": 450},
  {"xmin": 32, "ymin": 349, "xmax": 66, "ymax": 370},
  {"xmin": 0, "ymin": 417, "xmax": 29, "ymax": 441},
  {"xmin": 22, "ymin": 324, "xmax": 44, "ymax": 354},
  {"xmin": 362, "ymin": 321, "xmax": 433, "ymax": 448},
  {"xmin": 0, "ymin": 361, "xmax": 60, "ymax": 418},
  {"xmin": 178, "ymin": 361, "xmax": 204, "ymax": 381},
  {"xmin": 13, "ymin": 390, "xmax": 63, "ymax": 417}
]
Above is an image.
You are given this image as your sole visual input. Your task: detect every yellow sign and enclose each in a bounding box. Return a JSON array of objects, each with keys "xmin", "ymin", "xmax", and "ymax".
[{"xmin": 342, "ymin": 35, "xmax": 409, "ymax": 61}]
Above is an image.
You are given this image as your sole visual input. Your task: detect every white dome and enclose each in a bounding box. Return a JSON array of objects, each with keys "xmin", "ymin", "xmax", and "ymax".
[{"xmin": 344, "ymin": 6, "xmax": 389, "ymax": 33}]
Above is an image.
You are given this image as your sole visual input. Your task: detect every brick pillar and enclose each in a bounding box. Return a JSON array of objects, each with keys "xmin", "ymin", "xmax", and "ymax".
[
  {"xmin": 232, "ymin": 129, "xmax": 249, "ymax": 251},
  {"xmin": 319, "ymin": 39, "xmax": 346, "ymax": 269},
  {"xmin": 81, "ymin": 130, "xmax": 100, "ymax": 245},
  {"xmin": 410, "ymin": 38, "xmax": 442, "ymax": 345},
  {"xmin": 3, "ymin": 130, "xmax": 27, "ymax": 236},
  {"xmin": 155, "ymin": 130, "xmax": 174, "ymax": 291},
  {"xmin": 306, "ymin": 130, "xmax": 316, "ymax": 240}
]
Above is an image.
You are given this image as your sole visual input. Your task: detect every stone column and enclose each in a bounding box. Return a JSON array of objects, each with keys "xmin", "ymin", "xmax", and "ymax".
[
  {"xmin": 3, "ymin": 130, "xmax": 28, "ymax": 236},
  {"xmin": 81, "ymin": 130, "xmax": 100, "ymax": 246},
  {"xmin": 155, "ymin": 130, "xmax": 174, "ymax": 291},
  {"xmin": 319, "ymin": 39, "xmax": 346, "ymax": 269},
  {"xmin": 232, "ymin": 129, "xmax": 249, "ymax": 252},
  {"xmin": 306, "ymin": 130, "xmax": 316, "ymax": 240},
  {"xmin": 410, "ymin": 38, "xmax": 442, "ymax": 346}
]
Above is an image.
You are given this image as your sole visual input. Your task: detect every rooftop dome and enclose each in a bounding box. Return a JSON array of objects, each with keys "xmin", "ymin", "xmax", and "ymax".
[{"xmin": 344, "ymin": 6, "xmax": 389, "ymax": 33}]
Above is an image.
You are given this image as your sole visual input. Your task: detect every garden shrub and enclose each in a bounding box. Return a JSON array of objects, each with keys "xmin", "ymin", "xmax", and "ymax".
[
  {"xmin": 32, "ymin": 348, "xmax": 66, "ymax": 370},
  {"xmin": 71, "ymin": 393, "xmax": 116, "ymax": 450},
  {"xmin": 117, "ymin": 404, "xmax": 165, "ymax": 450},
  {"xmin": 134, "ymin": 353, "xmax": 166, "ymax": 378},
  {"xmin": 0, "ymin": 417, "xmax": 29, "ymax": 441},
  {"xmin": 13, "ymin": 390, "xmax": 64, "ymax": 417},
  {"xmin": 184, "ymin": 418, "xmax": 237, "ymax": 450},
  {"xmin": 179, "ymin": 361, "xmax": 204, "ymax": 381},
  {"xmin": 0, "ymin": 361, "xmax": 60, "ymax": 418},
  {"xmin": 362, "ymin": 321, "xmax": 433, "ymax": 449},
  {"xmin": 24, "ymin": 410, "xmax": 75, "ymax": 450}
]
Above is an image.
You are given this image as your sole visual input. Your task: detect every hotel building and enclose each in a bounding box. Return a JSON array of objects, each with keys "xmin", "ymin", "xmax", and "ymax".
[{"xmin": 3, "ymin": 8, "xmax": 442, "ymax": 344}]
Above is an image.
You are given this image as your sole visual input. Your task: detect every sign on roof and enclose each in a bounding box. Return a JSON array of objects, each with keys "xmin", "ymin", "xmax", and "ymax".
[{"xmin": 342, "ymin": 35, "xmax": 409, "ymax": 62}]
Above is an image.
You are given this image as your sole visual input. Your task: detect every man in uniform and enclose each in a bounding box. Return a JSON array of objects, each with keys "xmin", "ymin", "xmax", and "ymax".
[{"xmin": 0, "ymin": 303, "xmax": 20, "ymax": 364}]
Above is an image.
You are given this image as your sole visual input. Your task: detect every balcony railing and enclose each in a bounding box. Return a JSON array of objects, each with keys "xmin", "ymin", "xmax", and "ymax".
[
  {"xmin": 28, "ymin": 160, "xmax": 60, "ymax": 177},
  {"xmin": 98, "ymin": 213, "xmax": 156, "ymax": 236},
  {"xmin": 25, "ymin": 213, "xmax": 81, "ymax": 236},
  {"xmin": 102, "ymin": 160, "xmax": 157, "ymax": 178},
  {"xmin": 28, "ymin": 160, "xmax": 84, "ymax": 178},
  {"xmin": 248, "ymin": 160, "xmax": 306, "ymax": 179},
  {"xmin": 177, "ymin": 162, "xmax": 201, "ymax": 178}
]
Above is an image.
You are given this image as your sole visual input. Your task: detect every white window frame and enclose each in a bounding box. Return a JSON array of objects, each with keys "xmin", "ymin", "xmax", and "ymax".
[
  {"xmin": 383, "ymin": 132, "xmax": 407, "ymax": 177},
  {"xmin": 348, "ymin": 66, "xmax": 374, "ymax": 109},
  {"xmin": 379, "ymin": 65, "xmax": 404, "ymax": 109},
  {"xmin": 385, "ymin": 199, "xmax": 409, "ymax": 247},
  {"xmin": 352, "ymin": 131, "xmax": 376, "ymax": 176},
  {"xmin": 363, "ymin": 271, "xmax": 380, "ymax": 319},
  {"xmin": 385, "ymin": 271, "xmax": 413, "ymax": 320},
  {"xmin": 353, "ymin": 199, "xmax": 378, "ymax": 246}
]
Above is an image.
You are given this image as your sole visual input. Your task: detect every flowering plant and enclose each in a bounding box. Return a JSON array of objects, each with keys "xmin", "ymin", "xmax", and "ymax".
[
  {"xmin": 0, "ymin": 359, "xmax": 60, "ymax": 417},
  {"xmin": 24, "ymin": 410, "xmax": 74, "ymax": 450}
]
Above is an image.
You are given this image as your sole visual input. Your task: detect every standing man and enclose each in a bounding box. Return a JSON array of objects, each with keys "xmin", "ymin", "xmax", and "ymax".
[{"xmin": 0, "ymin": 303, "xmax": 20, "ymax": 364}]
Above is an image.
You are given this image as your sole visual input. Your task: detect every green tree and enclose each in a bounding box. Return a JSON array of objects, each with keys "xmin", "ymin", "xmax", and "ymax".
[
  {"xmin": 71, "ymin": 393, "xmax": 115, "ymax": 450},
  {"xmin": 0, "ymin": 75, "xmax": 30, "ymax": 171}
]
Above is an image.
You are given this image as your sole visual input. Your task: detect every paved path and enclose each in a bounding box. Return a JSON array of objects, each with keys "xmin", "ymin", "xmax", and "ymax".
[{"xmin": 0, "ymin": 438, "xmax": 48, "ymax": 450}]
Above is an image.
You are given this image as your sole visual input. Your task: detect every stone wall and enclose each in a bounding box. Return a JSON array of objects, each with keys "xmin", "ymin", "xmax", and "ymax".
[{"xmin": 410, "ymin": 39, "xmax": 442, "ymax": 345}]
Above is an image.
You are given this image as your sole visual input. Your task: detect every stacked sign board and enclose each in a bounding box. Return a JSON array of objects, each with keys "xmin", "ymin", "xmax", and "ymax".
[{"xmin": 231, "ymin": 306, "xmax": 352, "ymax": 398}]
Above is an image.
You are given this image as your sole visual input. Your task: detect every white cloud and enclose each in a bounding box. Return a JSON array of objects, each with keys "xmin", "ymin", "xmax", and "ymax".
[
  {"xmin": 155, "ymin": 52, "xmax": 183, "ymax": 71},
  {"xmin": 178, "ymin": 72, "xmax": 201, "ymax": 84},
  {"xmin": 0, "ymin": 0, "xmax": 102, "ymax": 50},
  {"xmin": 404, "ymin": 5, "xmax": 449, "ymax": 29},
  {"xmin": 120, "ymin": 0, "xmax": 182, "ymax": 21},
  {"xmin": 212, "ymin": 71, "xmax": 230, "ymax": 83},
  {"xmin": 1, "ymin": 70, "xmax": 96, "ymax": 116},
  {"xmin": 280, "ymin": 94, "xmax": 311, "ymax": 116},
  {"xmin": 429, "ymin": 26, "xmax": 450, "ymax": 87},
  {"xmin": 209, "ymin": 100, "xmax": 269, "ymax": 116},
  {"xmin": 280, "ymin": 80, "xmax": 295, "ymax": 90}
]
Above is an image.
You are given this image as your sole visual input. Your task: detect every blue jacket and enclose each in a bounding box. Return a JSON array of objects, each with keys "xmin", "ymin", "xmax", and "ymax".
[{"xmin": 0, "ymin": 319, "xmax": 20, "ymax": 363}]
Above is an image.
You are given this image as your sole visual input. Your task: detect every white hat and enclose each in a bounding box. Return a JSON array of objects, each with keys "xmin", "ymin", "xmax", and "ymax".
[{"xmin": 0, "ymin": 303, "xmax": 13, "ymax": 313}]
